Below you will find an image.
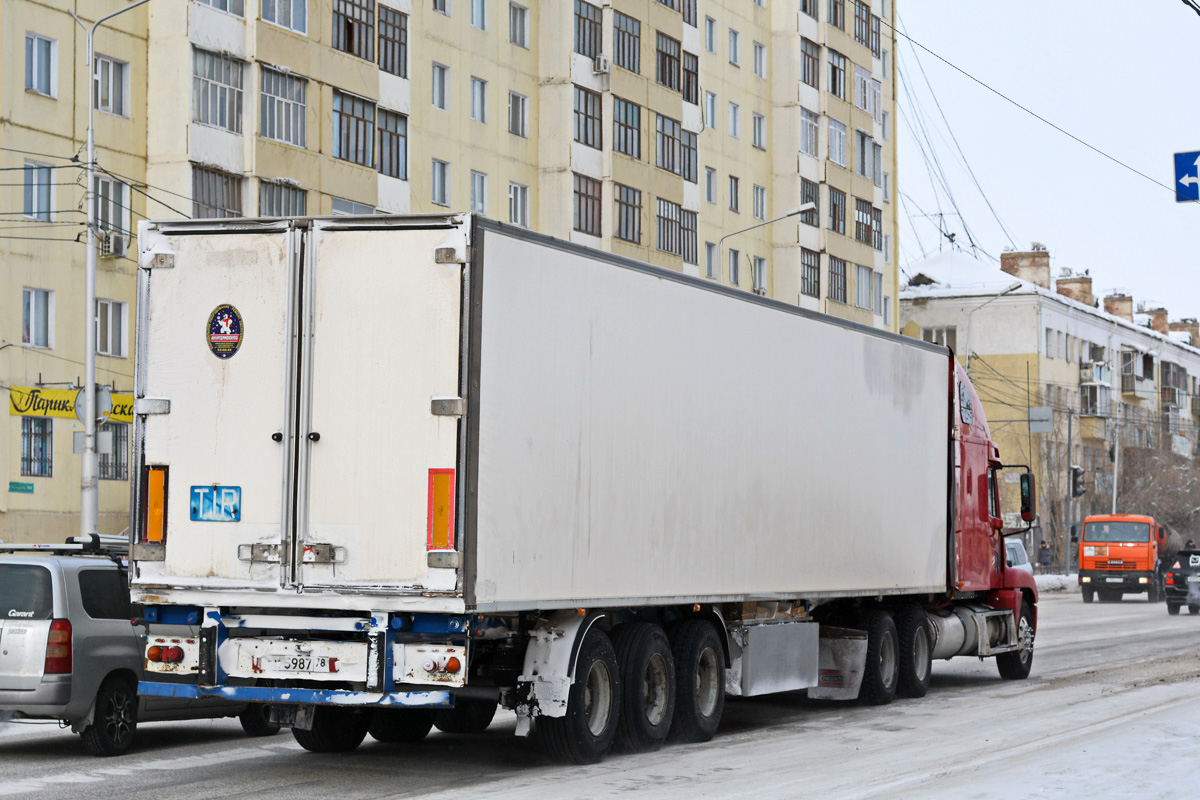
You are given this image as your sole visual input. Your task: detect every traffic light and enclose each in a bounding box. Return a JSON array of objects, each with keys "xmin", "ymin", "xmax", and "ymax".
[{"xmin": 1071, "ymin": 466, "xmax": 1086, "ymax": 498}]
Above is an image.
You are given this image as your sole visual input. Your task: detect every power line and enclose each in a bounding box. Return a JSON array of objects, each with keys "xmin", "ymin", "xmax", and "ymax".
[
  {"xmin": 0, "ymin": 146, "xmax": 82, "ymax": 162},
  {"xmin": 1181, "ymin": 0, "xmax": 1200, "ymax": 18}
]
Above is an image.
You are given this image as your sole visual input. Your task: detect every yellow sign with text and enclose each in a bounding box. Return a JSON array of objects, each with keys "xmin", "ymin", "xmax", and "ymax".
[{"xmin": 8, "ymin": 387, "xmax": 134, "ymax": 424}]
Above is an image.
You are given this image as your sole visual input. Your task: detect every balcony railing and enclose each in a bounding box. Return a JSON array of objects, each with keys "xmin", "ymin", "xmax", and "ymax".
[{"xmin": 1080, "ymin": 361, "xmax": 1111, "ymax": 384}]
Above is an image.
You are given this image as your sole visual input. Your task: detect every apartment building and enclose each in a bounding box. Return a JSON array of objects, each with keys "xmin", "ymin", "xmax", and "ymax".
[
  {"xmin": 1, "ymin": 0, "xmax": 897, "ymax": 541},
  {"xmin": 899, "ymin": 245, "xmax": 1200, "ymax": 560}
]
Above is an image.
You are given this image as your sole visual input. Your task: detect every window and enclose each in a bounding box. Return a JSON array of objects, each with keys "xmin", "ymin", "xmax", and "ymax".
[
  {"xmin": 828, "ymin": 256, "xmax": 847, "ymax": 303},
  {"xmin": 854, "ymin": 198, "xmax": 873, "ymax": 243},
  {"xmin": 828, "ymin": 50, "xmax": 846, "ymax": 99},
  {"xmin": 883, "ymin": 172, "xmax": 890, "ymax": 202},
  {"xmin": 432, "ymin": 159, "xmax": 450, "ymax": 205},
  {"xmin": 21, "ymin": 418, "xmax": 52, "ymax": 478},
  {"xmin": 470, "ymin": 77, "xmax": 487, "ymax": 122},
  {"xmin": 800, "ymin": 108, "xmax": 818, "ymax": 157},
  {"xmin": 508, "ymin": 91, "xmax": 527, "ymax": 136},
  {"xmin": 872, "ymin": 142, "xmax": 883, "ymax": 186},
  {"xmin": 681, "ymin": 130, "xmax": 697, "ymax": 183},
  {"xmin": 613, "ymin": 97, "xmax": 641, "ymax": 159},
  {"xmin": 856, "ymin": 130, "xmax": 873, "ymax": 177},
  {"xmin": 828, "ymin": 119, "xmax": 846, "ymax": 166},
  {"xmin": 192, "ymin": 165, "xmax": 242, "ymax": 218},
  {"xmin": 331, "ymin": 196, "xmax": 374, "ymax": 214},
  {"xmin": 854, "ymin": 1, "xmax": 870, "ymax": 46},
  {"xmin": 656, "ymin": 198, "xmax": 682, "ymax": 256},
  {"xmin": 614, "ymin": 12, "xmax": 640, "ymax": 73},
  {"xmin": 682, "ymin": 52, "xmax": 699, "ymax": 104},
  {"xmin": 752, "ymin": 257, "xmax": 766, "ymax": 292},
  {"xmin": 882, "ymin": 49, "xmax": 889, "ymax": 79},
  {"xmin": 801, "ymin": 248, "xmax": 820, "ymax": 297},
  {"xmin": 574, "ymin": 86, "xmax": 602, "ymax": 149},
  {"xmin": 705, "ymin": 242, "xmax": 717, "ymax": 278},
  {"xmin": 573, "ymin": 173, "xmax": 601, "ymax": 235},
  {"xmin": 94, "ymin": 176, "xmax": 128, "ymax": 236},
  {"xmin": 432, "ymin": 63, "xmax": 449, "ymax": 109},
  {"xmin": 874, "ymin": 272, "xmax": 885, "ymax": 315},
  {"xmin": 752, "ymin": 42, "xmax": 765, "ymax": 78},
  {"xmin": 657, "ymin": 33, "xmax": 681, "ymax": 91},
  {"xmin": 704, "ymin": 17, "xmax": 716, "ymax": 52},
  {"xmin": 94, "ymin": 55, "xmax": 128, "ymax": 116},
  {"xmin": 801, "ymin": 38, "xmax": 819, "ymax": 88},
  {"xmin": 855, "ymin": 67, "xmax": 881, "ymax": 119},
  {"xmin": 23, "ymin": 162, "xmax": 52, "ymax": 221},
  {"xmin": 334, "ymin": 0, "xmax": 374, "ymax": 60},
  {"xmin": 197, "ymin": 0, "xmax": 245, "ymax": 16},
  {"xmin": 615, "ymin": 184, "xmax": 641, "ymax": 243},
  {"xmin": 829, "ymin": 0, "xmax": 844, "ymax": 29},
  {"xmin": 704, "ymin": 91, "xmax": 716, "ymax": 128},
  {"xmin": 78, "ymin": 568, "xmax": 130, "ymax": 616},
  {"xmin": 924, "ymin": 326, "xmax": 957, "ymax": 350},
  {"xmin": 871, "ymin": 15, "xmax": 882, "ymax": 57},
  {"xmin": 333, "ymin": 90, "xmax": 375, "ymax": 166},
  {"xmin": 728, "ymin": 29, "xmax": 740, "ymax": 66},
  {"xmin": 575, "ymin": 0, "xmax": 601, "ymax": 57},
  {"xmin": 801, "ymin": 178, "xmax": 819, "ymax": 226},
  {"xmin": 378, "ymin": 109, "xmax": 408, "ymax": 179},
  {"xmin": 883, "ymin": 293, "xmax": 891, "ymax": 324},
  {"xmin": 871, "ymin": 206, "xmax": 883, "ymax": 250},
  {"xmin": 25, "ymin": 34, "xmax": 55, "ymax": 96},
  {"xmin": 753, "ymin": 185, "xmax": 766, "ymax": 220},
  {"xmin": 683, "ymin": 0, "xmax": 697, "ymax": 26},
  {"xmin": 656, "ymin": 0, "xmax": 679, "ymax": 10},
  {"xmin": 471, "ymin": 0, "xmax": 486, "ymax": 29},
  {"xmin": 378, "ymin": 7, "xmax": 408, "ymax": 77},
  {"xmin": 509, "ymin": 3, "xmax": 528, "ymax": 46},
  {"xmin": 433, "ymin": 0, "xmax": 447, "ymax": 14},
  {"xmin": 801, "ymin": 0, "xmax": 817, "ymax": 18},
  {"xmin": 828, "ymin": 186, "xmax": 845, "ymax": 234},
  {"xmin": 193, "ymin": 49, "xmax": 243, "ymax": 132},
  {"xmin": 96, "ymin": 298, "xmax": 126, "ymax": 357},
  {"xmin": 259, "ymin": 181, "xmax": 307, "ymax": 215},
  {"xmin": 752, "ymin": 113, "xmax": 765, "ymax": 149},
  {"xmin": 728, "ymin": 248, "xmax": 740, "ymax": 285},
  {"xmin": 705, "ymin": 167, "xmax": 716, "ymax": 203},
  {"xmin": 882, "ymin": 110, "xmax": 890, "ymax": 140},
  {"xmin": 470, "ymin": 171, "xmax": 487, "ymax": 213},
  {"xmin": 682, "ymin": 210, "xmax": 697, "ymax": 265},
  {"xmin": 508, "ymin": 182, "xmax": 528, "ymax": 226},
  {"xmin": 263, "ymin": 0, "xmax": 306, "ymax": 32},
  {"xmin": 260, "ymin": 67, "xmax": 306, "ymax": 146},
  {"xmin": 22, "ymin": 288, "xmax": 52, "ymax": 348},
  {"xmin": 856, "ymin": 264, "xmax": 873, "ymax": 309},
  {"xmin": 729, "ymin": 175, "xmax": 740, "ymax": 212},
  {"xmin": 656, "ymin": 114, "xmax": 681, "ymax": 174},
  {"xmin": 728, "ymin": 102, "xmax": 739, "ymax": 137}
]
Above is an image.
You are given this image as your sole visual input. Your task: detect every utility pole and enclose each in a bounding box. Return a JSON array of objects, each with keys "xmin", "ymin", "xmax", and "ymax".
[
  {"xmin": 71, "ymin": 0, "xmax": 152, "ymax": 539},
  {"xmin": 1064, "ymin": 409, "xmax": 1073, "ymax": 570},
  {"xmin": 1111, "ymin": 423, "xmax": 1121, "ymax": 514}
]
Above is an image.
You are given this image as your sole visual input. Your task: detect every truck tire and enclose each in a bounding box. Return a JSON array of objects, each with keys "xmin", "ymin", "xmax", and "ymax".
[
  {"xmin": 895, "ymin": 606, "xmax": 932, "ymax": 699},
  {"xmin": 80, "ymin": 676, "xmax": 138, "ymax": 757},
  {"xmin": 369, "ymin": 708, "xmax": 436, "ymax": 743},
  {"xmin": 1082, "ymin": 586, "xmax": 1094, "ymax": 603},
  {"xmin": 996, "ymin": 600, "xmax": 1035, "ymax": 680},
  {"xmin": 859, "ymin": 610, "xmax": 899, "ymax": 705},
  {"xmin": 292, "ymin": 707, "xmax": 372, "ymax": 752},
  {"xmin": 1168, "ymin": 603, "xmax": 1182, "ymax": 615},
  {"xmin": 611, "ymin": 623, "xmax": 676, "ymax": 752},
  {"xmin": 239, "ymin": 704, "xmax": 281, "ymax": 737},
  {"xmin": 434, "ymin": 699, "xmax": 498, "ymax": 734},
  {"xmin": 538, "ymin": 627, "xmax": 621, "ymax": 764},
  {"xmin": 667, "ymin": 620, "xmax": 725, "ymax": 744}
]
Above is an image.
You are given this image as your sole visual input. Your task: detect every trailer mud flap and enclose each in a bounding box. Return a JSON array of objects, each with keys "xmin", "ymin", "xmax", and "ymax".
[{"xmin": 809, "ymin": 626, "xmax": 867, "ymax": 701}]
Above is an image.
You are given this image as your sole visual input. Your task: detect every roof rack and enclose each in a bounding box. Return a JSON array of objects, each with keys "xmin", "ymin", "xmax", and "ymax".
[{"xmin": 0, "ymin": 534, "xmax": 129, "ymax": 557}]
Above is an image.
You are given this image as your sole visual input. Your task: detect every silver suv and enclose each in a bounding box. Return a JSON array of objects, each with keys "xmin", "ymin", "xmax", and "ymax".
[{"xmin": 0, "ymin": 537, "xmax": 278, "ymax": 755}]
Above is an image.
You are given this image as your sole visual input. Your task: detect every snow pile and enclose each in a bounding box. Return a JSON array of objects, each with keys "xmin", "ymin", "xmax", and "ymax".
[{"xmin": 1035, "ymin": 573, "xmax": 1079, "ymax": 593}]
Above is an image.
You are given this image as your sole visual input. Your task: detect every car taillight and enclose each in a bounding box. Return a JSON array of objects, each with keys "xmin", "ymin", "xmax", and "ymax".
[
  {"xmin": 1167, "ymin": 573, "xmax": 1176, "ymax": 586},
  {"xmin": 142, "ymin": 466, "xmax": 169, "ymax": 544},
  {"xmin": 44, "ymin": 619, "xmax": 72, "ymax": 674}
]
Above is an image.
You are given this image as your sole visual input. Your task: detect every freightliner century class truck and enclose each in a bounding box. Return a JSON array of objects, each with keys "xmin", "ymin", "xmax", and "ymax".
[{"xmin": 130, "ymin": 214, "xmax": 1039, "ymax": 763}]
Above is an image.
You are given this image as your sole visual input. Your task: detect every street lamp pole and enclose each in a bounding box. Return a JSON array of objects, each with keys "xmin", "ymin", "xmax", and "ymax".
[
  {"xmin": 717, "ymin": 203, "xmax": 816, "ymax": 286},
  {"xmin": 964, "ymin": 281, "xmax": 1023, "ymax": 374},
  {"xmin": 71, "ymin": 0, "xmax": 152, "ymax": 539}
]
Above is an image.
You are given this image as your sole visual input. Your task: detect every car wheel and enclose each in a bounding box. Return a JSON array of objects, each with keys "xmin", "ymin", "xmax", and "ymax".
[
  {"xmin": 996, "ymin": 600, "xmax": 1035, "ymax": 680},
  {"xmin": 292, "ymin": 706, "xmax": 372, "ymax": 752},
  {"xmin": 895, "ymin": 605, "xmax": 932, "ymax": 699},
  {"xmin": 1082, "ymin": 587, "xmax": 1094, "ymax": 603},
  {"xmin": 239, "ymin": 704, "xmax": 281, "ymax": 737},
  {"xmin": 859, "ymin": 610, "xmax": 899, "ymax": 705},
  {"xmin": 434, "ymin": 699, "xmax": 498, "ymax": 734},
  {"xmin": 1168, "ymin": 603, "xmax": 1182, "ymax": 616},
  {"xmin": 611, "ymin": 622, "xmax": 676, "ymax": 753},
  {"xmin": 369, "ymin": 708, "xmax": 436, "ymax": 743},
  {"xmin": 80, "ymin": 676, "xmax": 138, "ymax": 757},
  {"xmin": 666, "ymin": 620, "xmax": 725, "ymax": 744},
  {"xmin": 538, "ymin": 627, "xmax": 621, "ymax": 764}
]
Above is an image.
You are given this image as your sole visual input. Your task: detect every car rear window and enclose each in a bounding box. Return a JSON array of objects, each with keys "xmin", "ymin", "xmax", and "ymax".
[
  {"xmin": 0, "ymin": 565, "xmax": 53, "ymax": 620},
  {"xmin": 78, "ymin": 569, "xmax": 132, "ymax": 620}
]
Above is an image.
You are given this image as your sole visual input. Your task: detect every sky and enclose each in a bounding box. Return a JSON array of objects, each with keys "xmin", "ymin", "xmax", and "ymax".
[{"xmin": 895, "ymin": 0, "xmax": 1200, "ymax": 320}]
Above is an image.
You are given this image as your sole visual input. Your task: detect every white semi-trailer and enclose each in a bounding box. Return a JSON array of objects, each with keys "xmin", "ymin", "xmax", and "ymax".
[{"xmin": 132, "ymin": 215, "xmax": 1038, "ymax": 763}]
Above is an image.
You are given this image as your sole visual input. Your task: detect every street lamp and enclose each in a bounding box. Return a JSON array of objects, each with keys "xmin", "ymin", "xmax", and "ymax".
[
  {"xmin": 70, "ymin": 0, "xmax": 152, "ymax": 539},
  {"xmin": 717, "ymin": 203, "xmax": 816, "ymax": 289},
  {"xmin": 964, "ymin": 281, "xmax": 1023, "ymax": 373}
]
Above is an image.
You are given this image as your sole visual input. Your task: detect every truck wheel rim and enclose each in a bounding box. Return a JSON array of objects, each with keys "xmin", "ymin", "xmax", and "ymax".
[
  {"xmin": 583, "ymin": 661, "xmax": 612, "ymax": 736},
  {"xmin": 913, "ymin": 627, "xmax": 930, "ymax": 682},
  {"xmin": 880, "ymin": 630, "xmax": 897, "ymax": 688},
  {"xmin": 1016, "ymin": 616, "xmax": 1033, "ymax": 664},
  {"xmin": 643, "ymin": 652, "xmax": 670, "ymax": 726},
  {"xmin": 696, "ymin": 646, "xmax": 720, "ymax": 718}
]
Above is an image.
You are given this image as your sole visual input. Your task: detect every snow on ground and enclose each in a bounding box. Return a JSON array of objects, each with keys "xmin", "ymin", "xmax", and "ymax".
[{"xmin": 1035, "ymin": 572, "xmax": 1080, "ymax": 593}]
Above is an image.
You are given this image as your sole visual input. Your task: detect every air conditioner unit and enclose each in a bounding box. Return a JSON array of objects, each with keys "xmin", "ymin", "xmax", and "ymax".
[
  {"xmin": 593, "ymin": 54, "xmax": 611, "ymax": 75},
  {"xmin": 99, "ymin": 232, "xmax": 127, "ymax": 259}
]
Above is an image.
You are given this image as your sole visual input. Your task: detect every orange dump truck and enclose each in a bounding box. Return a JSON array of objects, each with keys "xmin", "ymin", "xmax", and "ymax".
[{"xmin": 1077, "ymin": 514, "xmax": 1167, "ymax": 603}]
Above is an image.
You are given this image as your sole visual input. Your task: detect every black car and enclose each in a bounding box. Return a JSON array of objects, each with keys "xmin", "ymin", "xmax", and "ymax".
[{"xmin": 1163, "ymin": 549, "xmax": 1200, "ymax": 615}]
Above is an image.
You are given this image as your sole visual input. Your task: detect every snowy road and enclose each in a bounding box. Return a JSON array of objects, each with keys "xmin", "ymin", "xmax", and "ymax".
[{"xmin": 2, "ymin": 592, "xmax": 1199, "ymax": 799}]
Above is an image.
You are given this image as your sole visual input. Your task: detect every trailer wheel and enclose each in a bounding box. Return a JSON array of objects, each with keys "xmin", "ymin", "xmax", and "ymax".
[
  {"xmin": 859, "ymin": 610, "xmax": 899, "ymax": 705},
  {"xmin": 292, "ymin": 707, "xmax": 372, "ymax": 752},
  {"xmin": 538, "ymin": 627, "xmax": 621, "ymax": 764},
  {"xmin": 611, "ymin": 623, "xmax": 676, "ymax": 752},
  {"xmin": 996, "ymin": 600, "xmax": 1035, "ymax": 680},
  {"xmin": 369, "ymin": 708, "xmax": 436, "ymax": 743},
  {"xmin": 667, "ymin": 620, "xmax": 725, "ymax": 744},
  {"xmin": 1168, "ymin": 603, "xmax": 1181, "ymax": 615},
  {"xmin": 1082, "ymin": 587, "xmax": 1094, "ymax": 603},
  {"xmin": 895, "ymin": 606, "xmax": 932, "ymax": 699},
  {"xmin": 434, "ymin": 699, "xmax": 498, "ymax": 734}
]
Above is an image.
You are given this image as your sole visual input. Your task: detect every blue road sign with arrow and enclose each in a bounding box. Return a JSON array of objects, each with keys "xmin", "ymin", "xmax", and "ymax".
[{"xmin": 1176, "ymin": 151, "xmax": 1200, "ymax": 202}]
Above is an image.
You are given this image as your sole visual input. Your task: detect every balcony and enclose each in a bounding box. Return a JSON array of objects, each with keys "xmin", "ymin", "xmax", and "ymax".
[
  {"xmin": 1121, "ymin": 372, "xmax": 1156, "ymax": 399},
  {"xmin": 1080, "ymin": 361, "xmax": 1111, "ymax": 384}
]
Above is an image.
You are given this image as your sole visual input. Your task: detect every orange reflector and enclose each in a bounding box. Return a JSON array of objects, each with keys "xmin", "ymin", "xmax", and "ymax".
[
  {"xmin": 144, "ymin": 466, "xmax": 168, "ymax": 543},
  {"xmin": 427, "ymin": 469, "xmax": 455, "ymax": 550},
  {"xmin": 147, "ymin": 645, "xmax": 163, "ymax": 662},
  {"xmin": 576, "ymin": 608, "xmax": 586, "ymax": 617},
  {"xmin": 445, "ymin": 656, "xmax": 461, "ymax": 674}
]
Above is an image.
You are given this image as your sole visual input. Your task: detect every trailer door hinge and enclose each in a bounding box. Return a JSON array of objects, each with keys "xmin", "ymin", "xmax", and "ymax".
[{"xmin": 431, "ymin": 397, "xmax": 466, "ymax": 417}]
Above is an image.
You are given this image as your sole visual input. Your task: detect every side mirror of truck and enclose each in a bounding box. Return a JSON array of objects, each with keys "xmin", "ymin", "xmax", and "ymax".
[{"xmin": 1019, "ymin": 472, "xmax": 1036, "ymax": 522}]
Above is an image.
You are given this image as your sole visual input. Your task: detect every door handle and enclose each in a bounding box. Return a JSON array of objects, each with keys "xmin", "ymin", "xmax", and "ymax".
[{"xmin": 307, "ymin": 432, "xmax": 321, "ymax": 442}]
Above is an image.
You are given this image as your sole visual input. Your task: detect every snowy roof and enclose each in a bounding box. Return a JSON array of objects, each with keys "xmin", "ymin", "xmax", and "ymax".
[
  {"xmin": 1134, "ymin": 313, "xmax": 1152, "ymax": 326},
  {"xmin": 1170, "ymin": 330, "xmax": 1193, "ymax": 345}
]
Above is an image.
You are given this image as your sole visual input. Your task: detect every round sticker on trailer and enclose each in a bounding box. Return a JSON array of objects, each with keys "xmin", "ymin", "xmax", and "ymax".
[{"xmin": 207, "ymin": 304, "xmax": 244, "ymax": 359}]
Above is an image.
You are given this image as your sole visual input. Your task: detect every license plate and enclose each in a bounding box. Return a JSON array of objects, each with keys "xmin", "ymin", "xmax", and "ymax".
[
  {"xmin": 1106, "ymin": 577, "xmax": 1123, "ymax": 583},
  {"xmin": 190, "ymin": 485, "xmax": 241, "ymax": 522},
  {"xmin": 1189, "ymin": 576, "xmax": 1200, "ymax": 584},
  {"xmin": 266, "ymin": 655, "xmax": 335, "ymax": 673}
]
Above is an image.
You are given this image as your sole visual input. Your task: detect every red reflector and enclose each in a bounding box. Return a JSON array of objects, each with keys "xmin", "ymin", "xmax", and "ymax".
[
  {"xmin": 147, "ymin": 645, "xmax": 163, "ymax": 662},
  {"xmin": 163, "ymin": 646, "xmax": 185, "ymax": 663},
  {"xmin": 44, "ymin": 619, "xmax": 72, "ymax": 675}
]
